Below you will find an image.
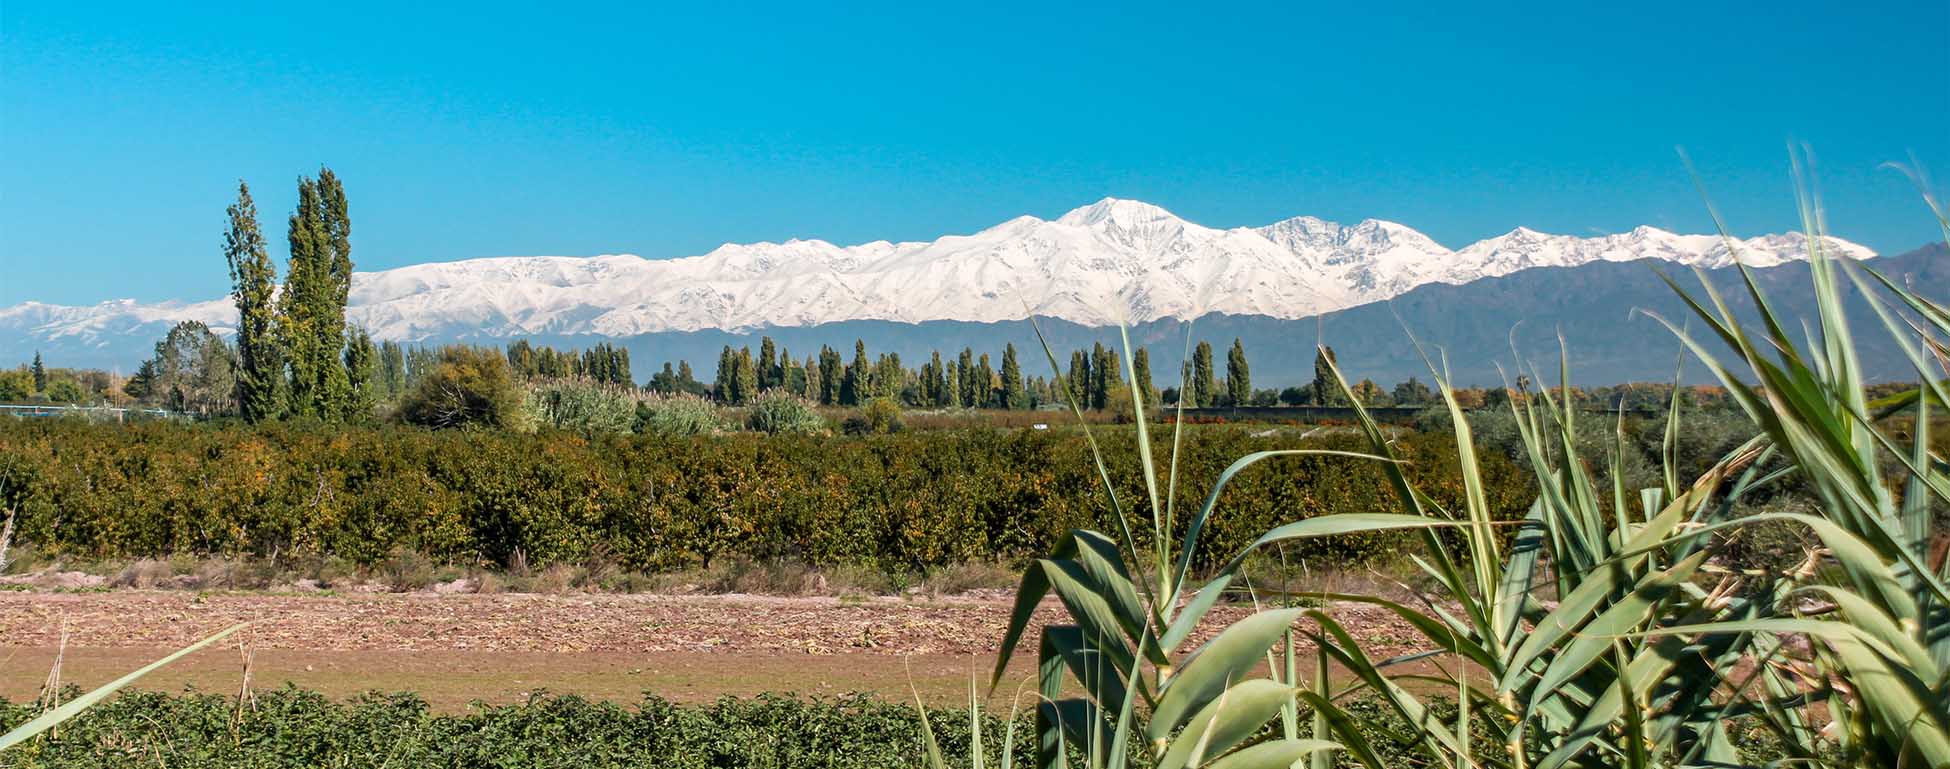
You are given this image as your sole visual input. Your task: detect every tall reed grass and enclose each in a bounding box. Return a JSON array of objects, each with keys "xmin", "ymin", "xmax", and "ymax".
[{"xmin": 944, "ymin": 165, "xmax": 1950, "ymax": 768}]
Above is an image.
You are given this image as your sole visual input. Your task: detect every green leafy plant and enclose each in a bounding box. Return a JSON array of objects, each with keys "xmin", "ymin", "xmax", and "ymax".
[{"xmin": 987, "ymin": 164, "xmax": 1950, "ymax": 768}]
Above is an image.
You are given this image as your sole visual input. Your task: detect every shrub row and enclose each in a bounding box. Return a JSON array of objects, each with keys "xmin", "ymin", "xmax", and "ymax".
[
  {"xmin": 0, "ymin": 687, "xmax": 1794, "ymax": 769},
  {"xmin": 0, "ymin": 419, "xmax": 1534, "ymax": 572}
]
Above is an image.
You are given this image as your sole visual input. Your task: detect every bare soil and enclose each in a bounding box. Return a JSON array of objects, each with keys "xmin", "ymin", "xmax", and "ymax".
[{"xmin": 0, "ymin": 590, "xmax": 1428, "ymax": 711}]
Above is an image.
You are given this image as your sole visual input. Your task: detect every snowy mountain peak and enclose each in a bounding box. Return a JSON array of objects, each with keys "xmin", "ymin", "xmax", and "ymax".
[
  {"xmin": 1, "ymin": 199, "xmax": 1878, "ymax": 366},
  {"xmin": 1056, "ymin": 197, "xmax": 1180, "ymax": 228}
]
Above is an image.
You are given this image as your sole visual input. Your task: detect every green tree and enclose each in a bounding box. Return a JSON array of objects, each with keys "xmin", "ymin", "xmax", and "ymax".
[
  {"xmin": 800, "ymin": 355, "xmax": 821, "ymax": 400},
  {"xmin": 1225, "ymin": 338, "xmax": 1250, "ymax": 407},
  {"xmin": 1351, "ymin": 378, "xmax": 1389, "ymax": 406},
  {"xmin": 377, "ymin": 340, "xmax": 406, "ymax": 401},
  {"xmin": 30, "ymin": 352, "xmax": 46, "ymax": 393},
  {"xmin": 225, "ymin": 181, "xmax": 286, "ymax": 422},
  {"xmin": 840, "ymin": 341, "xmax": 869, "ymax": 406},
  {"xmin": 957, "ymin": 348, "xmax": 977, "ymax": 407},
  {"xmin": 343, "ymin": 327, "xmax": 379, "ymax": 420},
  {"xmin": 1191, "ymin": 341, "xmax": 1216, "ymax": 407},
  {"xmin": 713, "ymin": 346, "xmax": 734, "ymax": 401},
  {"xmin": 873, "ymin": 352, "xmax": 905, "ymax": 400},
  {"xmin": 399, "ymin": 346, "xmax": 523, "ymax": 429},
  {"xmin": 279, "ymin": 170, "xmax": 353, "ymax": 419},
  {"xmin": 1090, "ymin": 343, "xmax": 1116, "ymax": 410},
  {"xmin": 757, "ymin": 337, "xmax": 778, "ymax": 390},
  {"xmin": 1310, "ymin": 346, "xmax": 1344, "ymax": 406},
  {"xmin": 733, "ymin": 347, "xmax": 758, "ymax": 404},
  {"xmin": 1391, "ymin": 376, "xmax": 1434, "ymax": 406},
  {"xmin": 998, "ymin": 344, "xmax": 1023, "ymax": 410},
  {"xmin": 1130, "ymin": 347, "xmax": 1153, "ymax": 411},
  {"xmin": 1066, "ymin": 349, "xmax": 1089, "ymax": 407},
  {"xmin": 817, "ymin": 346, "xmax": 843, "ymax": 405},
  {"xmin": 0, "ymin": 369, "xmax": 29, "ymax": 401},
  {"xmin": 128, "ymin": 321, "xmax": 238, "ymax": 415},
  {"xmin": 923, "ymin": 351, "xmax": 946, "ymax": 406}
]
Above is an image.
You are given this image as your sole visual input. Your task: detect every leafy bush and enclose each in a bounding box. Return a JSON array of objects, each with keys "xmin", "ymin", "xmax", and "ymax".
[
  {"xmin": 745, "ymin": 390, "xmax": 827, "ymax": 435},
  {"xmin": 0, "ymin": 418, "xmax": 1531, "ymax": 573},
  {"xmin": 632, "ymin": 392, "xmax": 723, "ymax": 437},
  {"xmin": 398, "ymin": 346, "xmax": 524, "ymax": 429},
  {"xmin": 843, "ymin": 397, "xmax": 903, "ymax": 435},
  {"xmin": 0, "ymin": 689, "xmax": 1027, "ymax": 769}
]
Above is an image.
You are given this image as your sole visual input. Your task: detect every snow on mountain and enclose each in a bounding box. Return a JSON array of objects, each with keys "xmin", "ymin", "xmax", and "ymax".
[{"xmin": 2, "ymin": 199, "xmax": 1876, "ymax": 355}]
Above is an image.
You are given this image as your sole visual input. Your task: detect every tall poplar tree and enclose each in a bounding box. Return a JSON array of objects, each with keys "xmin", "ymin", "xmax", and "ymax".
[
  {"xmin": 733, "ymin": 347, "xmax": 757, "ymax": 404},
  {"xmin": 818, "ymin": 346, "xmax": 843, "ymax": 405},
  {"xmin": 841, "ymin": 341, "xmax": 869, "ymax": 406},
  {"xmin": 758, "ymin": 337, "xmax": 778, "ymax": 390},
  {"xmin": 279, "ymin": 169, "xmax": 353, "ymax": 419},
  {"xmin": 713, "ymin": 346, "xmax": 734, "ymax": 401},
  {"xmin": 998, "ymin": 344, "xmax": 1023, "ymax": 410},
  {"xmin": 1131, "ymin": 347, "xmax": 1154, "ymax": 410},
  {"xmin": 956, "ymin": 348, "xmax": 976, "ymax": 408},
  {"xmin": 225, "ymin": 181, "xmax": 286, "ymax": 422},
  {"xmin": 1310, "ymin": 346, "xmax": 1343, "ymax": 406},
  {"xmin": 1225, "ymin": 338, "xmax": 1251, "ymax": 407},
  {"xmin": 802, "ymin": 355, "xmax": 821, "ymax": 400},
  {"xmin": 1090, "ymin": 343, "xmax": 1116, "ymax": 410},
  {"xmin": 1067, "ymin": 350, "xmax": 1090, "ymax": 407},
  {"xmin": 1192, "ymin": 341, "xmax": 1216, "ymax": 407},
  {"xmin": 343, "ymin": 327, "xmax": 378, "ymax": 420}
]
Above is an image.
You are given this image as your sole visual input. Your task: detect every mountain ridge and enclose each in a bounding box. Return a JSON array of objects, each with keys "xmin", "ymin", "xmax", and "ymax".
[{"xmin": 1, "ymin": 198, "xmax": 1879, "ymax": 372}]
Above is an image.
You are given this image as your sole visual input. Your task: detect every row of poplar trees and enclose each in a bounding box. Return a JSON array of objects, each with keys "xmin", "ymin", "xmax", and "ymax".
[{"xmin": 225, "ymin": 168, "xmax": 381, "ymax": 423}]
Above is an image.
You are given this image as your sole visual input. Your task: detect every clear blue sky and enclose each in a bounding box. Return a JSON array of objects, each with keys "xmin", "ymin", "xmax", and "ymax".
[{"xmin": 3, "ymin": 1, "xmax": 1946, "ymax": 305}]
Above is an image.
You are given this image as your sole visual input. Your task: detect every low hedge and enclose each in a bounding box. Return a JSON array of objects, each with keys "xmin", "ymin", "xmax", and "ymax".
[
  {"xmin": 0, "ymin": 418, "xmax": 1532, "ymax": 572},
  {"xmin": 0, "ymin": 687, "xmax": 1794, "ymax": 768}
]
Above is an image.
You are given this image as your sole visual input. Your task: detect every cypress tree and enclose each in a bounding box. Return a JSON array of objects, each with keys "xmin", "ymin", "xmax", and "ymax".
[
  {"xmin": 30, "ymin": 352, "xmax": 45, "ymax": 393},
  {"xmin": 1225, "ymin": 338, "xmax": 1250, "ymax": 407},
  {"xmin": 1192, "ymin": 341, "xmax": 1216, "ymax": 407},
  {"xmin": 225, "ymin": 181, "xmax": 286, "ymax": 422},
  {"xmin": 998, "ymin": 344, "xmax": 1023, "ymax": 410}
]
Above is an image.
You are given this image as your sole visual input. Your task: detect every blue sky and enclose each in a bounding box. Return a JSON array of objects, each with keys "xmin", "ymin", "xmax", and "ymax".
[{"xmin": 3, "ymin": 1, "xmax": 1946, "ymax": 305}]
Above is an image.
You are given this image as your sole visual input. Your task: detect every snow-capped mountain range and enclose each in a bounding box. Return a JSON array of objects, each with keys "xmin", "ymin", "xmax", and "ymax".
[{"xmin": 2, "ymin": 198, "xmax": 1872, "ymax": 358}]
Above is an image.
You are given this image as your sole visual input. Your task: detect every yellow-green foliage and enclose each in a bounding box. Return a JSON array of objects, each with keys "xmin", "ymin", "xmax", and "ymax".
[{"xmin": 0, "ymin": 420, "xmax": 1527, "ymax": 573}]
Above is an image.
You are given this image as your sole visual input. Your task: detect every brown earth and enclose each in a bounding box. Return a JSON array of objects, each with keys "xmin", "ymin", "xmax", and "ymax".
[{"xmin": 0, "ymin": 590, "xmax": 1429, "ymax": 711}]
